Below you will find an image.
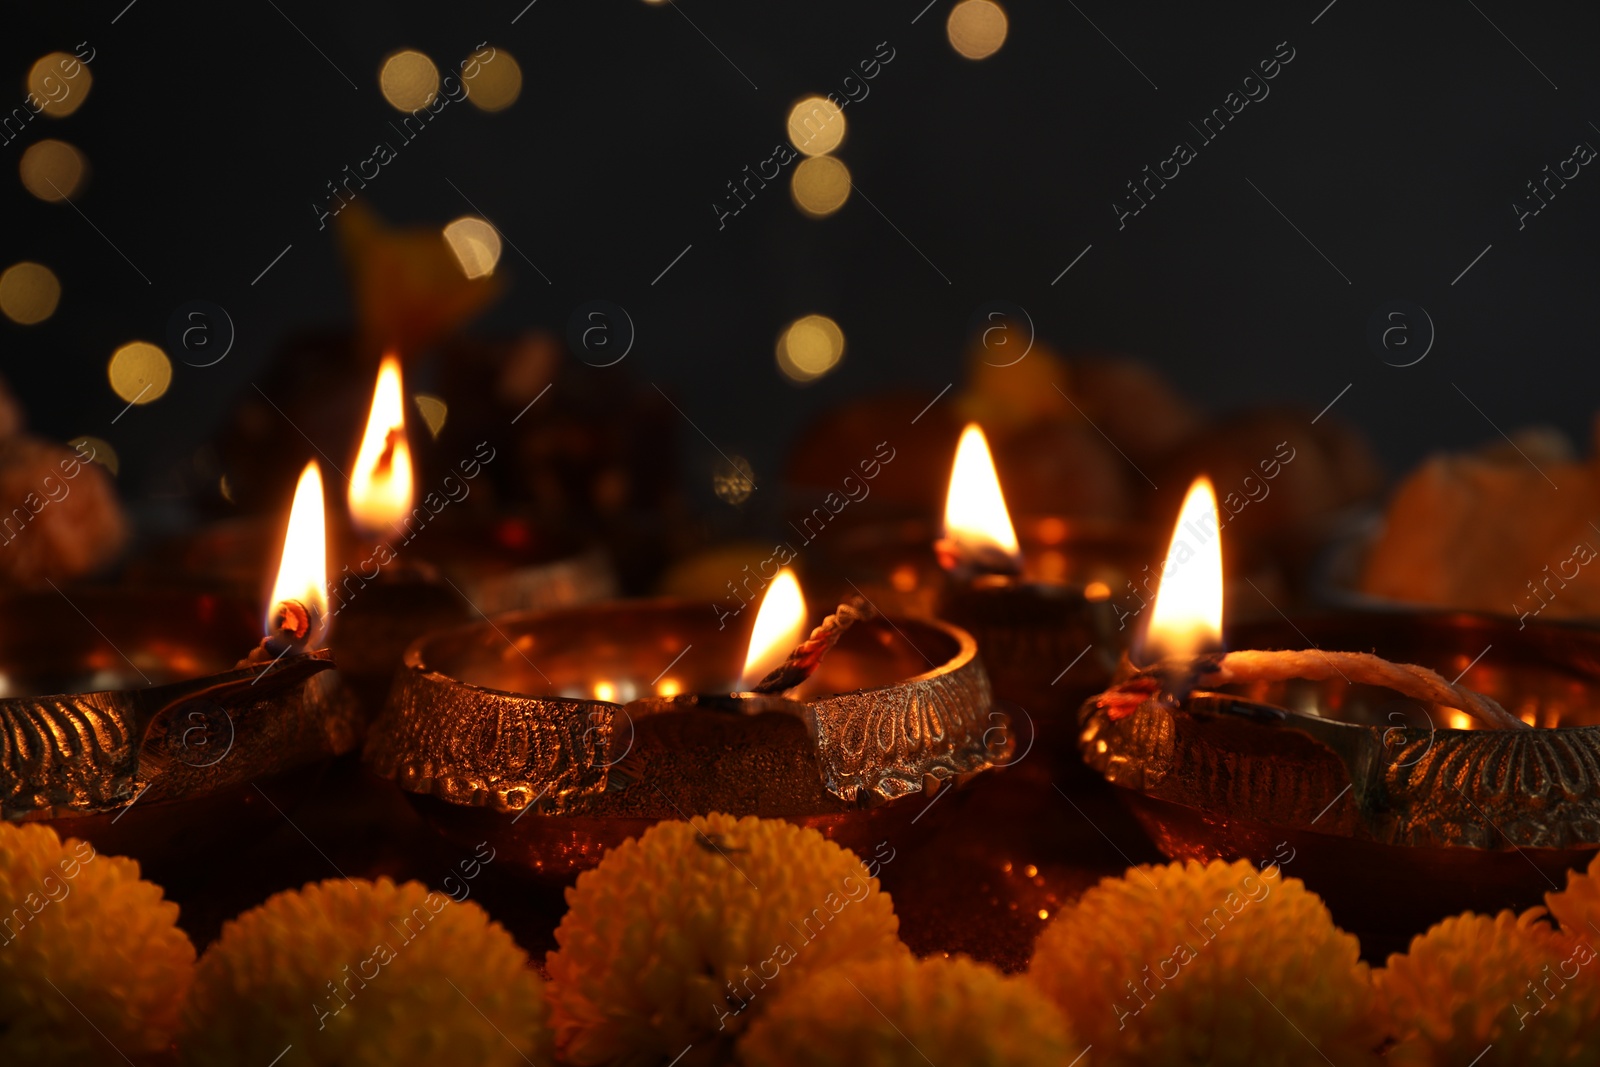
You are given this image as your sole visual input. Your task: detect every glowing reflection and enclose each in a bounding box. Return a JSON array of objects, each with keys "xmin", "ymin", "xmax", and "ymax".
[
  {"xmin": 948, "ymin": 0, "xmax": 1009, "ymax": 59},
  {"xmin": 791, "ymin": 155, "xmax": 851, "ymax": 217},
  {"xmin": 0, "ymin": 262, "xmax": 61, "ymax": 325},
  {"xmin": 27, "ymin": 53, "xmax": 91, "ymax": 118},
  {"xmin": 380, "ymin": 50, "xmax": 440, "ymax": 111},
  {"xmin": 786, "ymin": 96, "xmax": 845, "ymax": 156},
  {"xmin": 776, "ymin": 314, "xmax": 845, "ymax": 383},
  {"xmin": 443, "ymin": 216, "xmax": 502, "ymax": 278},
  {"xmin": 107, "ymin": 342, "xmax": 173, "ymax": 405},
  {"xmin": 19, "ymin": 140, "xmax": 85, "ymax": 202}
]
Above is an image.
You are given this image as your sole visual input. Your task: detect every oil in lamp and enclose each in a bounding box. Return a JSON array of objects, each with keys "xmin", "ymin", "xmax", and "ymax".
[
  {"xmin": 0, "ymin": 459, "xmax": 356, "ymax": 877},
  {"xmin": 364, "ymin": 568, "xmax": 1008, "ymax": 878},
  {"xmin": 1079, "ymin": 476, "xmax": 1600, "ymax": 956}
]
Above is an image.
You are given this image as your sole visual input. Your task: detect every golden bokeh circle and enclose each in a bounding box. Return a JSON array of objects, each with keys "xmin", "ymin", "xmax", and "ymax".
[
  {"xmin": 27, "ymin": 53, "xmax": 91, "ymax": 118},
  {"xmin": 107, "ymin": 342, "xmax": 173, "ymax": 405},
  {"xmin": 776, "ymin": 315, "xmax": 845, "ymax": 383},
  {"xmin": 19, "ymin": 139, "xmax": 86, "ymax": 202},
  {"xmin": 442, "ymin": 217, "xmax": 503, "ymax": 279},
  {"xmin": 791, "ymin": 155, "xmax": 851, "ymax": 218},
  {"xmin": 0, "ymin": 262, "xmax": 61, "ymax": 325},
  {"xmin": 947, "ymin": 0, "xmax": 1009, "ymax": 60},
  {"xmin": 379, "ymin": 50, "xmax": 440, "ymax": 112},
  {"xmin": 786, "ymin": 96, "xmax": 845, "ymax": 157},
  {"xmin": 466, "ymin": 48, "xmax": 522, "ymax": 111}
]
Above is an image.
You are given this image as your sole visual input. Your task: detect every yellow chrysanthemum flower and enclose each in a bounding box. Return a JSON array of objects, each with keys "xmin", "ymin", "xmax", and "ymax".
[
  {"xmin": 1376, "ymin": 908, "xmax": 1600, "ymax": 1066},
  {"xmin": 738, "ymin": 953, "xmax": 1078, "ymax": 1067},
  {"xmin": 1029, "ymin": 858, "xmax": 1380, "ymax": 1067},
  {"xmin": 179, "ymin": 877, "xmax": 549, "ymax": 1067},
  {"xmin": 1547, "ymin": 850, "xmax": 1600, "ymax": 943},
  {"xmin": 0, "ymin": 821, "xmax": 194, "ymax": 1064},
  {"xmin": 545, "ymin": 813, "xmax": 905, "ymax": 1066}
]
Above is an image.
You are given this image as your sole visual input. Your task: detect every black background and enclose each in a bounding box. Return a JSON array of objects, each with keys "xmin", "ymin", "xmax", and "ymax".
[{"xmin": 5, "ymin": 0, "xmax": 1597, "ymax": 511}]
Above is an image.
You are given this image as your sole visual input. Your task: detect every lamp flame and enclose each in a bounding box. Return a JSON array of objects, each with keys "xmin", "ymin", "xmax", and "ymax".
[
  {"xmin": 1145, "ymin": 476, "xmax": 1224, "ymax": 661},
  {"xmin": 267, "ymin": 460, "xmax": 330, "ymax": 642},
  {"xmin": 348, "ymin": 355, "xmax": 414, "ymax": 533},
  {"xmin": 740, "ymin": 568, "xmax": 808, "ymax": 689},
  {"xmin": 942, "ymin": 423, "xmax": 1020, "ymax": 567}
]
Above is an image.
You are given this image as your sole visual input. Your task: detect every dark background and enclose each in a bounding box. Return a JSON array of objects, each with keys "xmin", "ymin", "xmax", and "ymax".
[{"xmin": 4, "ymin": 0, "xmax": 1597, "ymax": 514}]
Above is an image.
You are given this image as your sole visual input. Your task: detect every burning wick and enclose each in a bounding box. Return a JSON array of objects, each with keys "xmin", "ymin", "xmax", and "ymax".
[
  {"xmin": 241, "ymin": 599, "xmax": 327, "ymax": 665},
  {"xmin": 749, "ymin": 596, "xmax": 878, "ymax": 695},
  {"xmin": 937, "ymin": 424, "xmax": 1022, "ymax": 580},
  {"xmin": 1111, "ymin": 475, "xmax": 1529, "ymax": 730}
]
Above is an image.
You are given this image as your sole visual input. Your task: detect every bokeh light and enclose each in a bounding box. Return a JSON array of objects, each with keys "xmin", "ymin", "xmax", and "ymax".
[
  {"xmin": 947, "ymin": 0, "xmax": 1009, "ymax": 59},
  {"xmin": 776, "ymin": 314, "xmax": 845, "ymax": 383},
  {"xmin": 27, "ymin": 53, "xmax": 91, "ymax": 118},
  {"xmin": 379, "ymin": 50, "xmax": 440, "ymax": 111},
  {"xmin": 0, "ymin": 262, "xmax": 61, "ymax": 325},
  {"xmin": 790, "ymin": 155, "xmax": 851, "ymax": 218},
  {"xmin": 415, "ymin": 394, "xmax": 449, "ymax": 438},
  {"xmin": 69, "ymin": 436, "xmax": 118, "ymax": 476},
  {"xmin": 466, "ymin": 48, "xmax": 522, "ymax": 111},
  {"xmin": 19, "ymin": 139, "xmax": 86, "ymax": 202},
  {"xmin": 713, "ymin": 455, "xmax": 756, "ymax": 505},
  {"xmin": 107, "ymin": 342, "xmax": 173, "ymax": 405},
  {"xmin": 786, "ymin": 96, "xmax": 845, "ymax": 156},
  {"xmin": 442, "ymin": 217, "xmax": 503, "ymax": 278}
]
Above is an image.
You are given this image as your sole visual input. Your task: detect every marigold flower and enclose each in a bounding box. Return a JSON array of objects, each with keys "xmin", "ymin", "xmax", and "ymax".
[
  {"xmin": 544, "ymin": 813, "xmax": 904, "ymax": 1065},
  {"xmin": 1029, "ymin": 858, "xmax": 1381, "ymax": 1066},
  {"xmin": 1376, "ymin": 908, "xmax": 1600, "ymax": 1067},
  {"xmin": 179, "ymin": 877, "xmax": 549, "ymax": 1066},
  {"xmin": 0, "ymin": 821, "xmax": 194, "ymax": 1064},
  {"xmin": 739, "ymin": 953, "xmax": 1078, "ymax": 1067}
]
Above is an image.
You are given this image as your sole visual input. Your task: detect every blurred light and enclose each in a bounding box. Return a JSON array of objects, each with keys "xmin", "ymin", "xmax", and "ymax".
[
  {"xmin": 776, "ymin": 314, "xmax": 845, "ymax": 383},
  {"xmin": 0, "ymin": 262, "xmax": 61, "ymax": 325},
  {"xmin": 443, "ymin": 216, "xmax": 502, "ymax": 279},
  {"xmin": 593, "ymin": 681, "xmax": 617, "ymax": 702},
  {"xmin": 466, "ymin": 48, "xmax": 522, "ymax": 111},
  {"xmin": 107, "ymin": 342, "xmax": 172, "ymax": 405},
  {"xmin": 790, "ymin": 155, "xmax": 851, "ymax": 218},
  {"xmin": 414, "ymin": 394, "xmax": 448, "ymax": 438},
  {"xmin": 657, "ymin": 678, "xmax": 681, "ymax": 697},
  {"xmin": 19, "ymin": 139, "xmax": 85, "ymax": 202},
  {"xmin": 27, "ymin": 53, "xmax": 91, "ymax": 118},
  {"xmin": 1084, "ymin": 580, "xmax": 1112, "ymax": 601},
  {"xmin": 713, "ymin": 455, "xmax": 755, "ymax": 505},
  {"xmin": 69, "ymin": 436, "xmax": 118, "ymax": 476},
  {"xmin": 947, "ymin": 0, "xmax": 1009, "ymax": 59},
  {"xmin": 1448, "ymin": 711, "xmax": 1473, "ymax": 731},
  {"xmin": 786, "ymin": 96, "xmax": 845, "ymax": 156},
  {"xmin": 220, "ymin": 475, "xmax": 234, "ymax": 502},
  {"xmin": 380, "ymin": 50, "xmax": 440, "ymax": 111}
]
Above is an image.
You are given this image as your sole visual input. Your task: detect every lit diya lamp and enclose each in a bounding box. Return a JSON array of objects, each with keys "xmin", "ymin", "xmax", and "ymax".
[
  {"xmin": 933, "ymin": 424, "xmax": 1142, "ymax": 745},
  {"xmin": 331, "ymin": 355, "xmax": 614, "ymax": 712},
  {"xmin": 364, "ymin": 568, "xmax": 1007, "ymax": 878},
  {"xmin": 0, "ymin": 460, "xmax": 356, "ymax": 876},
  {"xmin": 1080, "ymin": 476, "xmax": 1600, "ymax": 955}
]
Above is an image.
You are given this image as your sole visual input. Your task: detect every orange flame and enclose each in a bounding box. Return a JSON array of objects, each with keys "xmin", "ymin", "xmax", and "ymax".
[
  {"xmin": 267, "ymin": 460, "xmax": 330, "ymax": 641},
  {"xmin": 942, "ymin": 423, "xmax": 1020, "ymax": 566},
  {"xmin": 740, "ymin": 568, "xmax": 808, "ymax": 689},
  {"xmin": 1146, "ymin": 476, "xmax": 1224, "ymax": 661},
  {"xmin": 348, "ymin": 355, "xmax": 414, "ymax": 533}
]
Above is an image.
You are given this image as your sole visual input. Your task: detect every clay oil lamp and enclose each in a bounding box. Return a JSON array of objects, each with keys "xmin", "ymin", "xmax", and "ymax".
[
  {"xmin": 1078, "ymin": 476, "xmax": 1600, "ymax": 956},
  {"xmin": 0, "ymin": 460, "xmax": 357, "ymax": 878},
  {"xmin": 364, "ymin": 568, "xmax": 1009, "ymax": 879}
]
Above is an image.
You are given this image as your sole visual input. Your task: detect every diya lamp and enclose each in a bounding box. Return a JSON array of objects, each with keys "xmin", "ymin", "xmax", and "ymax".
[
  {"xmin": 0, "ymin": 459, "xmax": 357, "ymax": 879},
  {"xmin": 1079, "ymin": 476, "xmax": 1600, "ymax": 956},
  {"xmin": 932, "ymin": 424, "xmax": 1145, "ymax": 752},
  {"xmin": 330, "ymin": 356, "xmax": 615, "ymax": 713},
  {"xmin": 364, "ymin": 567, "xmax": 1010, "ymax": 879}
]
